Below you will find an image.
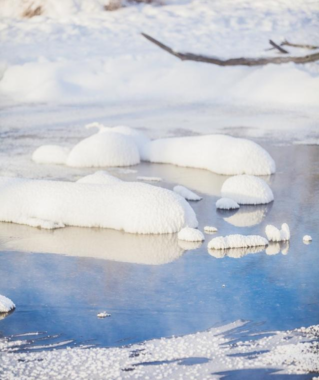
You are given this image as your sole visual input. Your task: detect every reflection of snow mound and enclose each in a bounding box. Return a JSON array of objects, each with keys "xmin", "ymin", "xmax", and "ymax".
[
  {"xmin": 32, "ymin": 145, "xmax": 70, "ymax": 165},
  {"xmin": 0, "ymin": 295, "xmax": 15, "ymax": 313},
  {"xmin": 178, "ymin": 240, "xmax": 203, "ymax": 251},
  {"xmin": 204, "ymin": 226, "xmax": 218, "ymax": 234},
  {"xmin": 221, "ymin": 175, "xmax": 274, "ymax": 205},
  {"xmin": 0, "ymin": 223, "xmax": 184, "ymax": 265},
  {"xmin": 178, "ymin": 227, "xmax": 204, "ymax": 242},
  {"xmin": 208, "ymin": 234, "xmax": 268, "ymax": 249},
  {"xmin": 173, "ymin": 185, "xmax": 202, "ymax": 201},
  {"xmin": 266, "ymin": 242, "xmax": 290, "ymax": 255},
  {"xmin": 216, "ymin": 197, "xmax": 239, "ymax": 210},
  {"xmin": 0, "ymin": 175, "xmax": 197, "ymax": 234},
  {"xmin": 303, "ymin": 235, "xmax": 312, "ymax": 244},
  {"xmin": 223, "ymin": 205, "xmax": 270, "ymax": 227},
  {"xmin": 208, "ymin": 246, "xmax": 264, "ymax": 259},
  {"xmin": 266, "ymin": 223, "xmax": 290, "ymax": 242}
]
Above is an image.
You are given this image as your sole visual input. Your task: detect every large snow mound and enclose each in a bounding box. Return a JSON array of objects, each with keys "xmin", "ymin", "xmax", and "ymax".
[
  {"xmin": 265, "ymin": 223, "xmax": 290, "ymax": 242},
  {"xmin": 0, "ymin": 295, "xmax": 15, "ymax": 313},
  {"xmin": 178, "ymin": 227, "xmax": 204, "ymax": 242},
  {"xmin": 32, "ymin": 145, "xmax": 70, "ymax": 165},
  {"xmin": 221, "ymin": 175, "xmax": 274, "ymax": 204},
  {"xmin": 142, "ymin": 135, "xmax": 276, "ymax": 175},
  {"xmin": 0, "ymin": 176, "xmax": 198, "ymax": 234},
  {"xmin": 208, "ymin": 234, "xmax": 268, "ymax": 250}
]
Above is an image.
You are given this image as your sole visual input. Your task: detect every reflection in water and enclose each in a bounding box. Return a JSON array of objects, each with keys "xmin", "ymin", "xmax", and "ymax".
[
  {"xmin": 222, "ymin": 204, "xmax": 272, "ymax": 227},
  {"xmin": 208, "ymin": 246, "xmax": 265, "ymax": 259},
  {"xmin": 266, "ymin": 242, "xmax": 289, "ymax": 256},
  {"xmin": 178, "ymin": 240, "xmax": 203, "ymax": 251},
  {"xmin": 0, "ymin": 223, "xmax": 184, "ymax": 266}
]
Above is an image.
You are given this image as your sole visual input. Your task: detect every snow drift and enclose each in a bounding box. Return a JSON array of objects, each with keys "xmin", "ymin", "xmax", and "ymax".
[
  {"xmin": 208, "ymin": 234, "xmax": 268, "ymax": 250},
  {"xmin": 0, "ymin": 175, "xmax": 198, "ymax": 234}
]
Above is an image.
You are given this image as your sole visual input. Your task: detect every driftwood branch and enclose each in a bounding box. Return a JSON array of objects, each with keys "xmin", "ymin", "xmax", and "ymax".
[
  {"xmin": 142, "ymin": 33, "xmax": 319, "ymax": 66},
  {"xmin": 281, "ymin": 40, "xmax": 319, "ymax": 50},
  {"xmin": 269, "ymin": 39, "xmax": 289, "ymax": 54}
]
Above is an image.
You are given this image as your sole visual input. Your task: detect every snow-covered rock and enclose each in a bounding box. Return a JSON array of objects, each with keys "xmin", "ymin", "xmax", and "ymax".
[
  {"xmin": 204, "ymin": 226, "xmax": 218, "ymax": 233},
  {"xmin": 173, "ymin": 185, "xmax": 202, "ymax": 201},
  {"xmin": 216, "ymin": 197, "xmax": 240, "ymax": 210},
  {"xmin": 141, "ymin": 135, "xmax": 276, "ymax": 176},
  {"xmin": 265, "ymin": 223, "xmax": 290, "ymax": 242},
  {"xmin": 208, "ymin": 234, "xmax": 268, "ymax": 249},
  {"xmin": 0, "ymin": 295, "xmax": 15, "ymax": 313},
  {"xmin": 221, "ymin": 175, "xmax": 274, "ymax": 204},
  {"xmin": 0, "ymin": 176, "xmax": 198, "ymax": 234},
  {"xmin": 303, "ymin": 235, "xmax": 312, "ymax": 243},
  {"xmin": 32, "ymin": 145, "xmax": 70, "ymax": 165},
  {"xmin": 178, "ymin": 227, "xmax": 204, "ymax": 242}
]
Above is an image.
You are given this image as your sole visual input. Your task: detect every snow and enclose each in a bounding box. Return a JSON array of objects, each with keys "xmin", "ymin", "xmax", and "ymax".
[
  {"xmin": 32, "ymin": 145, "xmax": 70, "ymax": 165},
  {"xmin": 142, "ymin": 135, "xmax": 276, "ymax": 176},
  {"xmin": 178, "ymin": 227, "xmax": 204, "ymax": 242},
  {"xmin": 208, "ymin": 234, "xmax": 268, "ymax": 250},
  {"xmin": 77, "ymin": 171, "xmax": 122, "ymax": 185},
  {"xmin": 303, "ymin": 235, "xmax": 312, "ymax": 243},
  {"xmin": 216, "ymin": 197, "xmax": 240, "ymax": 210},
  {"xmin": 204, "ymin": 226, "xmax": 218, "ymax": 233},
  {"xmin": 0, "ymin": 176, "xmax": 198, "ymax": 234},
  {"xmin": 221, "ymin": 175, "xmax": 274, "ymax": 205},
  {"xmin": 0, "ymin": 295, "xmax": 15, "ymax": 313},
  {"xmin": 97, "ymin": 312, "xmax": 110, "ymax": 318},
  {"xmin": 173, "ymin": 185, "xmax": 202, "ymax": 201},
  {"xmin": 265, "ymin": 223, "xmax": 290, "ymax": 242}
]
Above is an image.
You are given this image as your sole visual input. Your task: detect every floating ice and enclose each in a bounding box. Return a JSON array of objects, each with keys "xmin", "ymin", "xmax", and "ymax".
[
  {"xmin": 303, "ymin": 235, "xmax": 312, "ymax": 243},
  {"xmin": 0, "ymin": 295, "xmax": 15, "ymax": 313},
  {"xmin": 0, "ymin": 176, "xmax": 198, "ymax": 234},
  {"xmin": 32, "ymin": 145, "xmax": 70, "ymax": 165},
  {"xmin": 173, "ymin": 185, "xmax": 202, "ymax": 201},
  {"xmin": 208, "ymin": 234, "xmax": 268, "ymax": 250},
  {"xmin": 141, "ymin": 135, "xmax": 276, "ymax": 176},
  {"xmin": 216, "ymin": 197, "xmax": 240, "ymax": 210},
  {"xmin": 265, "ymin": 223, "xmax": 290, "ymax": 242},
  {"xmin": 221, "ymin": 175, "xmax": 274, "ymax": 205},
  {"xmin": 178, "ymin": 227, "xmax": 204, "ymax": 242},
  {"xmin": 204, "ymin": 226, "xmax": 218, "ymax": 233}
]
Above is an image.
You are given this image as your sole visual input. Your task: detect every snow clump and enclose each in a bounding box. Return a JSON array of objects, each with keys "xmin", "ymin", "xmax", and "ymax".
[
  {"xmin": 216, "ymin": 197, "xmax": 240, "ymax": 210},
  {"xmin": 208, "ymin": 234, "xmax": 268, "ymax": 250},
  {"xmin": 0, "ymin": 295, "xmax": 15, "ymax": 313},
  {"xmin": 265, "ymin": 223, "xmax": 290, "ymax": 242},
  {"xmin": 178, "ymin": 227, "xmax": 205, "ymax": 242},
  {"xmin": 32, "ymin": 145, "xmax": 70, "ymax": 165},
  {"xmin": 173, "ymin": 185, "xmax": 202, "ymax": 201}
]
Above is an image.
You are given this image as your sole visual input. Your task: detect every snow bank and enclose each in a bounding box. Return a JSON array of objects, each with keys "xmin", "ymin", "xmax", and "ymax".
[
  {"xmin": 173, "ymin": 185, "xmax": 202, "ymax": 201},
  {"xmin": 0, "ymin": 295, "xmax": 15, "ymax": 313},
  {"xmin": 265, "ymin": 223, "xmax": 290, "ymax": 242},
  {"xmin": 178, "ymin": 227, "xmax": 204, "ymax": 242},
  {"xmin": 142, "ymin": 135, "xmax": 275, "ymax": 176},
  {"xmin": 208, "ymin": 234, "xmax": 268, "ymax": 250},
  {"xmin": 221, "ymin": 175, "xmax": 274, "ymax": 204},
  {"xmin": 32, "ymin": 145, "xmax": 70, "ymax": 165},
  {"xmin": 0, "ymin": 176, "xmax": 197, "ymax": 234},
  {"xmin": 216, "ymin": 197, "xmax": 240, "ymax": 210}
]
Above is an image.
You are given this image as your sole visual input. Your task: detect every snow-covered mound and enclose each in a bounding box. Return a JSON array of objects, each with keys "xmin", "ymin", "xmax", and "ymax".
[
  {"xmin": 32, "ymin": 145, "xmax": 70, "ymax": 165},
  {"xmin": 265, "ymin": 223, "xmax": 290, "ymax": 242},
  {"xmin": 178, "ymin": 227, "xmax": 204, "ymax": 242},
  {"xmin": 216, "ymin": 197, "xmax": 240, "ymax": 210},
  {"xmin": 303, "ymin": 235, "xmax": 312, "ymax": 243},
  {"xmin": 141, "ymin": 135, "xmax": 276, "ymax": 176},
  {"xmin": 173, "ymin": 185, "xmax": 202, "ymax": 201},
  {"xmin": 204, "ymin": 226, "xmax": 218, "ymax": 233},
  {"xmin": 0, "ymin": 176, "xmax": 197, "ymax": 234},
  {"xmin": 221, "ymin": 175, "xmax": 274, "ymax": 204},
  {"xmin": 0, "ymin": 295, "xmax": 15, "ymax": 313},
  {"xmin": 208, "ymin": 234, "xmax": 268, "ymax": 250},
  {"xmin": 77, "ymin": 171, "xmax": 121, "ymax": 185}
]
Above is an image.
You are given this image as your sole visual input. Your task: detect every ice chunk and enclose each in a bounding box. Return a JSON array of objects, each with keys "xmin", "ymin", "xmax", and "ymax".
[
  {"xmin": 303, "ymin": 235, "xmax": 312, "ymax": 243},
  {"xmin": 221, "ymin": 175, "xmax": 274, "ymax": 205},
  {"xmin": 0, "ymin": 176, "xmax": 198, "ymax": 234},
  {"xmin": 178, "ymin": 227, "xmax": 204, "ymax": 242},
  {"xmin": 32, "ymin": 145, "xmax": 70, "ymax": 165},
  {"xmin": 216, "ymin": 197, "xmax": 239, "ymax": 210},
  {"xmin": 141, "ymin": 135, "xmax": 276, "ymax": 176},
  {"xmin": 208, "ymin": 234, "xmax": 268, "ymax": 249},
  {"xmin": 265, "ymin": 223, "xmax": 290, "ymax": 242},
  {"xmin": 173, "ymin": 185, "xmax": 202, "ymax": 201},
  {"xmin": 204, "ymin": 226, "xmax": 218, "ymax": 233},
  {"xmin": 0, "ymin": 295, "xmax": 15, "ymax": 313}
]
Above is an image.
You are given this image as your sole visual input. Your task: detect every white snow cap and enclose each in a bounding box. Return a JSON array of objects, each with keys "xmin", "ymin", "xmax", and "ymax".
[
  {"xmin": 178, "ymin": 227, "xmax": 205, "ymax": 242},
  {"xmin": 208, "ymin": 234, "xmax": 268, "ymax": 250},
  {"xmin": 141, "ymin": 135, "xmax": 276, "ymax": 176},
  {"xmin": 265, "ymin": 223, "xmax": 290, "ymax": 242},
  {"xmin": 303, "ymin": 235, "xmax": 312, "ymax": 243},
  {"xmin": 221, "ymin": 175, "xmax": 274, "ymax": 205},
  {"xmin": 173, "ymin": 185, "xmax": 202, "ymax": 201},
  {"xmin": 0, "ymin": 295, "xmax": 15, "ymax": 313},
  {"xmin": 216, "ymin": 197, "xmax": 240, "ymax": 210},
  {"xmin": 32, "ymin": 145, "xmax": 70, "ymax": 165},
  {"xmin": 0, "ymin": 175, "xmax": 198, "ymax": 234}
]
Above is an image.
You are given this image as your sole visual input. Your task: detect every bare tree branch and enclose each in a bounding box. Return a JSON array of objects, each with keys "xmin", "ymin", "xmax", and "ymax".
[
  {"xmin": 269, "ymin": 39, "xmax": 289, "ymax": 54},
  {"xmin": 142, "ymin": 33, "xmax": 319, "ymax": 66},
  {"xmin": 281, "ymin": 40, "xmax": 319, "ymax": 50}
]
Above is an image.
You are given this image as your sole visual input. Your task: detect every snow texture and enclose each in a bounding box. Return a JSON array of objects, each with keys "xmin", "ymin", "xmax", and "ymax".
[
  {"xmin": 204, "ymin": 226, "xmax": 218, "ymax": 233},
  {"xmin": 0, "ymin": 176, "xmax": 198, "ymax": 234},
  {"xmin": 142, "ymin": 135, "xmax": 276, "ymax": 176},
  {"xmin": 208, "ymin": 234, "xmax": 268, "ymax": 250},
  {"xmin": 178, "ymin": 227, "xmax": 204, "ymax": 242},
  {"xmin": 216, "ymin": 197, "xmax": 240, "ymax": 210},
  {"xmin": 173, "ymin": 185, "xmax": 202, "ymax": 201},
  {"xmin": 221, "ymin": 175, "xmax": 274, "ymax": 204},
  {"xmin": 0, "ymin": 295, "xmax": 15, "ymax": 313},
  {"xmin": 32, "ymin": 145, "xmax": 70, "ymax": 165},
  {"xmin": 265, "ymin": 223, "xmax": 290, "ymax": 242}
]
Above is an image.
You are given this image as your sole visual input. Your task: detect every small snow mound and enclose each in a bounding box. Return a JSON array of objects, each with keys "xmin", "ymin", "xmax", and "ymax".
[
  {"xmin": 204, "ymin": 226, "xmax": 218, "ymax": 233},
  {"xmin": 77, "ymin": 171, "xmax": 121, "ymax": 185},
  {"xmin": 0, "ymin": 295, "xmax": 15, "ymax": 313},
  {"xmin": 216, "ymin": 197, "xmax": 240, "ymax": 210},
  {"xmin": 265, "ymin": 223, "xmax": 290, "ymax": 242},
  {"xmin": 221, "ymin": 175, "xmax": 274, "ymax": 205},
  {"xmin": 173, "ymin": 185, "xmax": 202, "ymax": 201},
  {"xmin": 208, "ymin": 234, "xmax": 268, "ymax": 250},
  {"xmin": 97, "ymin": 312, "xmax": 110, "ymax": 318},
  {"xmin": 178, "ymin": 227, "xmax": 204, "ymax": 242},
  {"xmin": 32, "ymin": 145, "xmax": 70, "ymax": 165},
  {"xmin": 303, "ymin": 235, "xmax": 312, "ymax": 243}
]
